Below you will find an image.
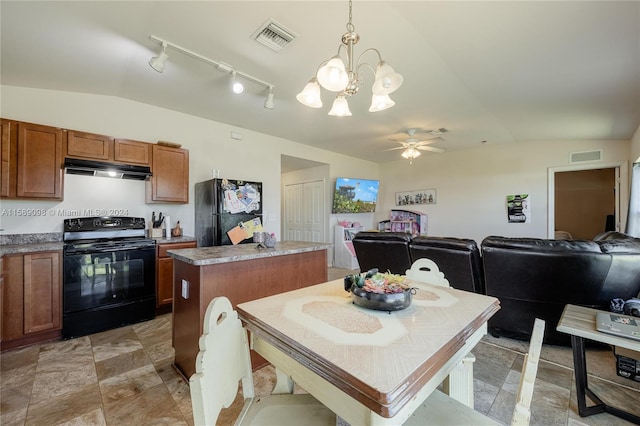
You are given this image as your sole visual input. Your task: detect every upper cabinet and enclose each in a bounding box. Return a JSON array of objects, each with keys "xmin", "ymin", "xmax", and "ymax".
[
  {"xmin": 1, "ymin": 120, "xmax": 63, "ymax": 200},
  {"xmin": 146, "ymin": 144, "xmax": 189, "ymax": 204},
  {"xmin": 1, "ymin": 119, "xmax": 17, "ymax": 198},
  {"xmin": 66, "ymin": 131, "xmax": 150, "ymax": 167},
  {"xmin": 66, "ymin": 130, "xmax": 113, "ymax": 161},
  {"xmin": 114, "ymin": 139, "xmax": 151, "ymax": 166},
  {"xmin": 1, "ymin": 118, "xmax": 189, "ymax": 203}
]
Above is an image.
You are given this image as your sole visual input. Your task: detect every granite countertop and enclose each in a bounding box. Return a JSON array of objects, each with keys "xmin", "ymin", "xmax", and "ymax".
[
  {"xmin": 167, "ymin": 241, "xmax": 331, "ymax": 266},
  {"xmin": 0, "ymin": 233, "xmax": 64, "ymax": 256},
  {"xmin": 153, "ymin": 235, "xmax": 197, "ymax": 244}
]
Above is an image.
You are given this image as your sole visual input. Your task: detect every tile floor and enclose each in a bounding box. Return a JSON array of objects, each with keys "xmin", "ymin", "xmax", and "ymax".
[{"xmin": 1, "ymin": 269, "xmax": 639, "ymax": 425}]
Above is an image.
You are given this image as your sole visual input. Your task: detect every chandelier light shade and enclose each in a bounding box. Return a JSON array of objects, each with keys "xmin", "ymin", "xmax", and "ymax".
[
  {"xmin": 372, "ymin": 61, "xmax": 404, "ymax": 95},
  {"xmin": 368, "ymin": 93, "xmax": 395, "ymax": 112},
  {"xmin": 297, "ymin": 0, "xmax": 403, "ymax": 116},
  {"xmin": 296, "ymin": 78, "xmax": 323, "ymax": 108},
  {"xmin": 328, "ymin": 93, "xmax": 352, "ymax": 117}
]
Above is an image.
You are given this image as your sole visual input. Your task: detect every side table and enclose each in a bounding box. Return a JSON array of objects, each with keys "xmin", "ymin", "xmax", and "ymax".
[{"xmin": 557, "ymin": 304, "xmax": 640, "ymax": 424}]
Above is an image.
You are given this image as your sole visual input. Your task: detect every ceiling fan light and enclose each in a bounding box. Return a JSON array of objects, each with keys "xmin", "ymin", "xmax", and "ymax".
[
  {"xmin": 317, "ymin": 56, "xmax": 349, "ymax": 92},
  {"xmin": 149, "ymin": 45, "xmax": 169, "ymax": 73},
  {"xmin": 401, "ymin": 147, "xmax": 421, "ymax": 159},
  {"xmin": 372, "ymin": 61, "xmax": 403, "ymax": 95},
  {"xmin": 296, "ymin": 78, "xmax": 323, "ymax": 108},
  {"xmin": 369, "ymin": 93, "xmax": 395, "ymax": 112},
  {"xmin": 328, "ymin": 94, "xmax": 352, "ymax": 117}
]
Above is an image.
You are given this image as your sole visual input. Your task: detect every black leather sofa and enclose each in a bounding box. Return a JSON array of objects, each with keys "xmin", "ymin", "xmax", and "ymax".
[
  {"xmin": 351, "ymin": 232, "xmax": 412, "ymax": 275},
  {"xmin": 482, "ymin": 234, "xmax": 640, "ymax": 344},
  {"xmin": 409, "ymin": 236, "xmax": 484, "ymax": 294},
  {"xmin": 352, "ymin": 233, "xmax": 484, "ymax": 293},
  {"xmin": 351, "ymin": 231, "xmax": 640, "ymax": 345}
]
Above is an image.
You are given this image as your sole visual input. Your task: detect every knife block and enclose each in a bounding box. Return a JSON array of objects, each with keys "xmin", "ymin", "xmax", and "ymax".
[{"xmin": 150, "ymin": 228, "xmax": 163, "ymax": 238}]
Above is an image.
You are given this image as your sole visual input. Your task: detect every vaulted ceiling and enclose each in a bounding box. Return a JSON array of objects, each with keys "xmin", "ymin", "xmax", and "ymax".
[{"xmin": 2, "ymin": 1, "xmax": 639, "ymax": 165}]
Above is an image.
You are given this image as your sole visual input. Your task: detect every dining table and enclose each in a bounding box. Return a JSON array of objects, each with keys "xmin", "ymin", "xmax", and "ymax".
[{"xmin": 236, "ymin": 278, "xmax": 500, "ymax": 425}]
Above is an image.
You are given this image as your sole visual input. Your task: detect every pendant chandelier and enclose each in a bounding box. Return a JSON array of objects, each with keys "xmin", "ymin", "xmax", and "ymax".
[{"xmin": 296, "ymin": 0, "xmax": 403, "ymax": 116}]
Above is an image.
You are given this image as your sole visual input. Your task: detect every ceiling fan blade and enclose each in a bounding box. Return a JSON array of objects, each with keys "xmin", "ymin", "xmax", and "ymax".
[
  {"xmin": 383, "ymin": 146, "xmax": 406, "ymax": 152},
  {"xmin": 416, "ymin": 136, "xmax": 445, "ymax": 144},
  {"xmin": 417, "ymin": 146, "xmax": 446, "ymax": 153}
]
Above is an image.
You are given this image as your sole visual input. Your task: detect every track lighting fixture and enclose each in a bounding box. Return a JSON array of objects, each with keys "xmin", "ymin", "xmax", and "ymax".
[
  {"xmin": 264, "ymin": 87, "xmax": 275, "ymax": 110},
  {"xmin": 231, "ymin": 72, "xmax": 244, "ymax": 94},
  {"xmin": 149, "ymin": 42, "xmax": 169, "ymax": 73},
  {"xmin": 297, "ymin": 0, "xmax": 403, "ymax": 116},
  {"xmin": 148, "ymin": 35, "xmax": 275, "ymax": 109}
]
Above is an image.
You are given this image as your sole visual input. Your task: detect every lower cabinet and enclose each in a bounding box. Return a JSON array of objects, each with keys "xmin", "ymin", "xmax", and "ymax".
[
  {"xmin": 1, "ymin": 251, "xmax": 62, "ymax": 351},
  {"xmin": 156, "ymin": 241, "xmax": 196, "ymax": 312}
]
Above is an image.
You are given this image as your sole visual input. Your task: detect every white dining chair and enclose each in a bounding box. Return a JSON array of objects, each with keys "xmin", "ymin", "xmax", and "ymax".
[
  {"xmin": 405, "ymin": 258, "xmax": 450, "ymax": 287},
  {"xmin": 406, "ymin": 258, "xmax": 475, "ymax": 407},
  {"xmin": 405, "ymin": 318, "xmax": 546, "ymax": 426},
  {"xmin": 190, "ymin": 296, "xmax": 336, "ymax": 426}
]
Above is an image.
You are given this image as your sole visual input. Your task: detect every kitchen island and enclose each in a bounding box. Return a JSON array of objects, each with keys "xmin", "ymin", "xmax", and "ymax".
[{"xmin": 167, "ymin": 241, "xmax": 329, "ymax": 378}]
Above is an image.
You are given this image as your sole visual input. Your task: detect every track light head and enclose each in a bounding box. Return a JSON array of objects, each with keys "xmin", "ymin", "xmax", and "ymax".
[
  {"xmin": 231, "ymin": 71, "xmax": 244, "ymax": 94},
  {"xmin": 149, "ymin": 43, "xmax": 169, "ymax": 73},
  {"xmin": 264, "ymin": 87, "xmax": 275, "ymax": 110}
]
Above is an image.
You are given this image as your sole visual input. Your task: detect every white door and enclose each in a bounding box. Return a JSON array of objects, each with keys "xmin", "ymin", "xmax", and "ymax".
[
  {"xmin": 304, "ymin": 180, "xmax": 325, "ymax": 242},
  {"xmin": 284, "ymin": 183, "xmax": 303, "ymax": 241},
  {"xmin": 284, "ymin": 180, "xmax": 325, "ymax": 242}
]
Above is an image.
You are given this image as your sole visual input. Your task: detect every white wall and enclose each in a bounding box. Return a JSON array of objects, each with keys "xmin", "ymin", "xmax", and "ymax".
[
  {"xmin": 377, "ymin": 139, "xmax": 632, "ymax": 245},
  {"xmin": 632, "ymin": 125, "xmax": 640, "ymax": 163},
  {"xmin": 0, "ymin": 85, "xmax": 378, "ymax": 236}
]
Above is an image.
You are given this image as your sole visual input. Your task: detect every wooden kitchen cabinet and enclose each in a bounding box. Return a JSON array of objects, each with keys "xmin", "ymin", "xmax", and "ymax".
[
  {"xmin": 114, "ymin": 139, "xmax": 151, "ymax": 166},
  {"xmin": 0, "ymin": 120, "xmax": 63, "ymax": 200},
  {"xmin": 146, "ymin": 144, "xmax": 189, "ymax": 203},
  {"xmin": 65, "ymin": 130, "xmax": 113, "ymax": 161},
  {"xmin": 156, "ymin": 240, "xmax": 197, "ymax": 312},
  {"xmin": 1, "ymin": 251, "xmax": 62, "ymax": 351},
  {"xmin": 1, "ymin": 119, "xmax": 17, "ymax": 198}
]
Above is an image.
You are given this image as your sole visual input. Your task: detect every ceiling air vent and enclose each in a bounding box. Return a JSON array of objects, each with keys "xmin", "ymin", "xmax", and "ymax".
[
  {"xmin": 252, "ymin": 19, "xmax": 297, "ymax": 52},
  {"xmin": 570, "ymin": 150, "xmax": 602, "ymax": 164}
]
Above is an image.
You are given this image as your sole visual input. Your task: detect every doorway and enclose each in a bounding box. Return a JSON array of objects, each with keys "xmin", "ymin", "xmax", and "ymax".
[
  {"xmin": 548, "ymin": 162, "xmax": 628, "ymax": 239},
  {"xmin": 280, "ymin": 155, "xmax": 330, "ymax": 245}
]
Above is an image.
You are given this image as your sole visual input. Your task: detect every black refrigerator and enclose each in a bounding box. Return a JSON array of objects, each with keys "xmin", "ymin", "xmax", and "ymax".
[{"xmin": 195, "ymin": 178, "xmax": 263, "ymax": 246}]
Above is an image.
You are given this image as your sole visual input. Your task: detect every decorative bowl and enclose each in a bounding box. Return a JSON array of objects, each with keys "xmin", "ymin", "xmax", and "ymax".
[{"xmin": 349, "ymin": 284, "xmax": 415, "ymax": 312}]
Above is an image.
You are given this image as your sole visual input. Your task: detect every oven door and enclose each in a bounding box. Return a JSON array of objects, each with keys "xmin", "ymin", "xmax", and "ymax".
[{"xmin": 63, "ymin": 241, "xmax": 156, "ymax": 314}]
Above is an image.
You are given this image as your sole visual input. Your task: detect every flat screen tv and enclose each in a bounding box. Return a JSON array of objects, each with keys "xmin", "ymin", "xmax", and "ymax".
[{"xmin": 332, "ymin": 177, "xmax": 379, "ymax": 213}]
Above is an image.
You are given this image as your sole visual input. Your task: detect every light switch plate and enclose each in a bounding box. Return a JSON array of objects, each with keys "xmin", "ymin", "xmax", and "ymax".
[{"xmin": 181, "ymin": 279, "xmax": 189, "ymax": 299}]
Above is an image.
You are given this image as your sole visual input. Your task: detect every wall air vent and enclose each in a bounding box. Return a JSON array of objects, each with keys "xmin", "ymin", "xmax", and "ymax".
[
  {"xmin": 570, "ymin": 150, "xmax": 602, "ymax": 164},
  {"xmin": 251, "ymin": 19, "xmax": 297, "ymax": 52}
]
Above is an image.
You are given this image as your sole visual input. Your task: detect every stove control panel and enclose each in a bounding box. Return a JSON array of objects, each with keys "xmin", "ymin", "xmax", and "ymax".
[{"xmin": 64, "ymin": 216, "xmax": 145, "ymax": 232}]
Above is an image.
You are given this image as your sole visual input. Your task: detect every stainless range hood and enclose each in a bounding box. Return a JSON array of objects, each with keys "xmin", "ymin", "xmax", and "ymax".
[{"xmin": 64, "ymin": 158, "xmax": 152, "ymax": 181}]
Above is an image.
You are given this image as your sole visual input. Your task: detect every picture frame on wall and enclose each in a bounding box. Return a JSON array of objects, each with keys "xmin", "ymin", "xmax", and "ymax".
[{"xmin": 396, "ymin": 189, "xmax": 437, "ymax": 206}]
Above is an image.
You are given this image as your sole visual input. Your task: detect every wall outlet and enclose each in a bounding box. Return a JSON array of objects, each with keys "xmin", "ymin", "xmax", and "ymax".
[{"xmin": 181, "ymin": 279, "xmax": 189, "ymax": 299}]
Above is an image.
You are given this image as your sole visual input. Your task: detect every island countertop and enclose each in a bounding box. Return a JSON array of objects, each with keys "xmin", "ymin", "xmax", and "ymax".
[{"xmin": 167, "ymin": 241, "xmax": 330, "ymax": 266}]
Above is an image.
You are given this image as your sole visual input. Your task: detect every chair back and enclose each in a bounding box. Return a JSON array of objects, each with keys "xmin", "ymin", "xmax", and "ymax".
[
  {"xmin": 190, "ymin": 296, "xmax": 255, "ymax": 425},
  {"xmin": 511, "ymin": 318, "xmax": 545, "ymax": 426},
  {"xmin": 406, "ymin": 258, "xmax": 450, "ymax": 287}
]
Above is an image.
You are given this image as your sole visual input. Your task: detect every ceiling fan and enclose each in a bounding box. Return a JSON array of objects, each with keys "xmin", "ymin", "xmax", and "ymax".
[{"xmin": 385, "ymin": 128, "xmax": 447, "ymax": 163}]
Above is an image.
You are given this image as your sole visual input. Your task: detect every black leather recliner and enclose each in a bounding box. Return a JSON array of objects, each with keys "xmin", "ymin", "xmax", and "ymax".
[
  {"xmin": 409, "ymin": 236, "xmax": 484, "ymax": 294},
  {"xmin": 352, "ymin": 232, "xmax": 412, "ymax": 275},
  {"xmin": 481, "ymin": 235, "xmax": 640, "ymax": 345}
]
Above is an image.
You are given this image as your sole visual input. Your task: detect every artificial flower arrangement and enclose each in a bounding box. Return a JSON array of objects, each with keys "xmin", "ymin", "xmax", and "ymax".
[{"xmin": 344, "ymin": 269, "xmax": 415, "ymax": 311}]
